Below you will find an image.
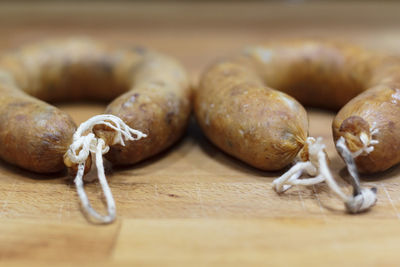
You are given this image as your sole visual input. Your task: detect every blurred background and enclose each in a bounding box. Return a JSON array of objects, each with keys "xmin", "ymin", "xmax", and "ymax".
[{"xmin": 1, "ymin": 0, "xmax": 400, "ymax": 78}]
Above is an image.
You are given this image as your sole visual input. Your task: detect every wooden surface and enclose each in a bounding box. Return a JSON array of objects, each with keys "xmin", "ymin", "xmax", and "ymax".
[{"xmin": 1, "ymin": 1, "xmax": 400, "ymax": 266}]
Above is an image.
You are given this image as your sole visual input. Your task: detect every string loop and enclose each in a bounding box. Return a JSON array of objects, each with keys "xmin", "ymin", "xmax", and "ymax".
[
  {"xmin": 272, "ymin": 137, "xmax": 377, "ymax": 213},
  {"xmin": 65, "ymin": 114, "xmax": 147, "ymax": 224}
]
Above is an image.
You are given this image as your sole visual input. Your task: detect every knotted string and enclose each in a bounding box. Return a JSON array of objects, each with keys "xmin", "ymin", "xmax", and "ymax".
[
  {"xmin": 272, "ymin": 137, "xmax": 377, "ymax": 213},
  {"xmin": 65, "ymin": 114, "xmax": 147, "ymax": 224}
]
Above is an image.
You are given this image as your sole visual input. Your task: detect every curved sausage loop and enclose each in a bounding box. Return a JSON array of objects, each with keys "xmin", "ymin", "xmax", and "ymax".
[
  {"xmin": 0, "ymin": 39, "xmax": 191, "ymax": 223},
  {"xmin": 272, "ymin": 137, "xmax": 377, "ymax": 213},
  {"xmin": 196, "ymin": 40, "xmax": 400, "ymax": 213},
  {"xmin": 64, "ymin": 115, "xmax": 146, "ymax": 224}
]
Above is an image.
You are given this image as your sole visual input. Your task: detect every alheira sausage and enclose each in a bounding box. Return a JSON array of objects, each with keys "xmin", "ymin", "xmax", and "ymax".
[
  {"xmin": 195, "ymin": 40, "xmax": 400, "ymax": 213},
  {"xmin": 0, "ymin": 38, "xmax": 191, "ymax": 223}
]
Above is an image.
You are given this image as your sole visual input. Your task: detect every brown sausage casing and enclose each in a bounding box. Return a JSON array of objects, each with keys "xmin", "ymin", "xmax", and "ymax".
[
  {"xmin": 196, "ymin": 59, "xmax": 307, "ymax": 171},
  {"xmin": 0, "ymin": 39, "xmax": 191, "ymax": 173},
  {"xmin": 196, "ymin": 41, "xmax": 400, "ymax": 173}
]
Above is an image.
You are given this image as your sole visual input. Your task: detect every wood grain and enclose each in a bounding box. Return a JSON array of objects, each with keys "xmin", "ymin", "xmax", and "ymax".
[{"xmin": 1, "ymin": 1, "xmax": 400, "ymax": 266}]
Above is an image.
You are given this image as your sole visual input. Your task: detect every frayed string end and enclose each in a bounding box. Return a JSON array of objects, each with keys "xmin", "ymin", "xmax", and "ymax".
[{"xmin": 65, "ymin": 114, "xmax": 147, "ymax": 224}]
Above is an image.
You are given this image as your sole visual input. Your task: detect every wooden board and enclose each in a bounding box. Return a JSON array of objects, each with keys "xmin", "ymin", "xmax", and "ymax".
[{"xmin": 1, "ymin": 2, "xmax": 400, "ymax": 266}]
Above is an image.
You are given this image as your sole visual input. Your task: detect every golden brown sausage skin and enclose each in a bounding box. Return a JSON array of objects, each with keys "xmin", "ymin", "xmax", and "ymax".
[
  {"xmin": 0, "ymin": 39, "xmax": 190, "ymax": 173},
  {"xmin": 333, "ymin": 84, "xmax": 400, "ymax": 173},
  {"xmin": 0, "ymin": 84, "xmax": 76, "ymax": 173},
  {"xmin": 196, "ymin": 59, "xmax": 308, "ymax": 171},
  {"xmin": 104, "ymin": 53, "xmax": 191, "ymax": 165},
  {"xmin": 196, "ymin": 40, "xmax": 400, "ymax": 173}
]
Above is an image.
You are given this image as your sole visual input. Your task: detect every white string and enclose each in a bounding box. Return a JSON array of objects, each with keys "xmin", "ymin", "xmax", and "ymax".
[
  {"xmin": 336, "ymin": 136, "xmax": 377, "ymax": 213},
  {"xmin": 272, "ymin": 137, "xmax": 377, "ymax": 213},
  {"xmin": 65, "ymin": 114, "xmax": 147, "ymax": 224},
  {"xmin": 350, "ymin": 129, "xmax": 379, "ymax": 158}
]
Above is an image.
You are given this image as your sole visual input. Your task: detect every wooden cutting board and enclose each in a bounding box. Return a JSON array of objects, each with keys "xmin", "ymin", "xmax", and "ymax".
[{"xmin": 1, "ymin": 2, "xmax": 400, "ymax": 266}]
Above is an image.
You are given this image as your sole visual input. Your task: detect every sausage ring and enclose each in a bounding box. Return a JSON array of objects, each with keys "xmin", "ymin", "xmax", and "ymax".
[
  {"xmin": 0, "ymin": 38, "xmax": 191, "ymax": 173},
  {"xmin": 0, "ymin": 38, "xmax": 191, "ymax": 222},
  {"xmin": 195, "ymin": 40, "xmax": 398, "ymax": 212}
]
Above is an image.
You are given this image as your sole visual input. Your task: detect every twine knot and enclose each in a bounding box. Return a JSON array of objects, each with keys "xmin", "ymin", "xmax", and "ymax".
[
  {"xmin": 64, "ymin": 114, "xmax": 147, "ymax": 224},
  {"xmin": 272, "ymin": 136, "xmax": 377, "ymax": 214}
]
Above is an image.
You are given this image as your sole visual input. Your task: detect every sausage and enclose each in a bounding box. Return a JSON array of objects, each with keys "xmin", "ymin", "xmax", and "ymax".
[
  {"xmin": 333, "ymin": 83, "xmax": 400, "ymax": 173},
  {"xmin": 195, "ymin": 58, "xmax": 308, "ymax": 171},
  {"xmin": 195, "ymin": 40, "xmax": 400, "ymax": 173},
  {"xmin": 0, "ymin": 38, "xmax": 191, "ymax": 173}
]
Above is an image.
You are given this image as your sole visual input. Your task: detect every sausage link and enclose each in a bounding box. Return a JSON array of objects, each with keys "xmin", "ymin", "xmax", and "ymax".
[
  {"xmin": 196, "ymin": 40, "xmax": 400, "ymax": 173},
  {"xmin": 0, "ymin": 39, "xmax": 191, "ymax": 173}
]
